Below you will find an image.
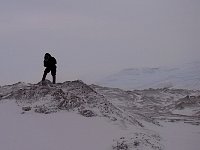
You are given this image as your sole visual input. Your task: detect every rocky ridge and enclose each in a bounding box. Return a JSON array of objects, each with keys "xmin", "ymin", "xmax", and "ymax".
[
  {"xmin": 0, "ymin": 80, "xmax": 142, "ymax": 127},
  {"xmin": 1, "ymin": 80, "xmax": 200, "ymax": 150}
]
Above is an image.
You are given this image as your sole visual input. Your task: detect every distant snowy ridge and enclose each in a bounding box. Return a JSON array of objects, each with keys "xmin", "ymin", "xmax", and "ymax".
[{"xmin": 98, "ymin": 61, "xmax": 200, "ymax": 90}]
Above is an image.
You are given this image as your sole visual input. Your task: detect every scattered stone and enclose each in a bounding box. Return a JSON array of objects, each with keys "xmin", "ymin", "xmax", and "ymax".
[
  {"xmin": 34, "ymin": 105, "xmax": 49, "ymax": 114},
  {"xmin": 113, "ymin": 141, "xmax": 128, "ymax": 150},
  {"xmin": 79, "ymin": 109, "xmax": 96, "ymax": 117},
  {"xmin": 22, "ymin": 106, "xmax": 31, "ymax": 111},
  {"xmin": 134, "ymin": 141, "xmax": 140, "ymax": 146}
]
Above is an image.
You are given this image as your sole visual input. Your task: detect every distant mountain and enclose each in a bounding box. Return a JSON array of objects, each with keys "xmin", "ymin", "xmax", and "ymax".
[{"xmin": 97, "ymin": 61, "xmax": 200, "ymax": 90}]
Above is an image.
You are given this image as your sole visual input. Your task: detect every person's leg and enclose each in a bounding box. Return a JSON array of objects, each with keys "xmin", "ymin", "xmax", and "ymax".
[
  {"xmin": 51, "ymin": 66, "xmax": 57, "ymax": 84},
  {"xmin": 42, "ymin": 68, "xmax": 50, "ymax": 81},
  {"xmin": 52, "ymin": 75, "xmax": 56, "ymax": 84}
]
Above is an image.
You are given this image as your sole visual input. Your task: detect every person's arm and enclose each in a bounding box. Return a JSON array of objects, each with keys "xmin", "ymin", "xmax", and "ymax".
[
  {"xmin": 54, "ymin": 58, "xmax": 57, "ymax": 64},
  {"xmin": 52, "ymin": 57, "xmax": 57, "ymax": 65}
]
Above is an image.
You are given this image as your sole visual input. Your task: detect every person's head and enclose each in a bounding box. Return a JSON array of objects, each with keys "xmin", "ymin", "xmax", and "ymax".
[{"xmin": 44, "ymin": 53, "xmax": 51, "ymax": 60}]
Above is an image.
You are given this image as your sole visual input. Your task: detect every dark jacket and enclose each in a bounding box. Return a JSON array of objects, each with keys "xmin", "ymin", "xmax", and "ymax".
[{"xmin": 44, "ymin": 55, "xmax": 57, "ymax": 68}]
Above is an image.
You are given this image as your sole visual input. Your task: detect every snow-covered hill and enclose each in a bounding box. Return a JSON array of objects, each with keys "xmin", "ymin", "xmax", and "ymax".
[
  {"xmin": 98, "ymin": 61, "xmax": 200, "ymax": 90},
  {"xmin": 0, "ymin": 80, "xmax": 200, "ymax": 150}
]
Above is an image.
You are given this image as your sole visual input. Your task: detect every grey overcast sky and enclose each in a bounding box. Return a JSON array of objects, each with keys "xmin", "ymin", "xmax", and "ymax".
[{"xmin": 0, "ymin": 0, "xmax": 199, "ymax": 85}]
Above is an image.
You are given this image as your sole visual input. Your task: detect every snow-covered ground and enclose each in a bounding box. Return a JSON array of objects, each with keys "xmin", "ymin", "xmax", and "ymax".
[
  {"xmin": 0, "ymin": 80, "xmax": 200, "ymax": 150},
  {"xmin": 158, "ymin": 122, "xmax": 200, "ymax": 150},
  {"xmin": 0, "ymin": 101, "xmax": 124, "ymax": 150}
]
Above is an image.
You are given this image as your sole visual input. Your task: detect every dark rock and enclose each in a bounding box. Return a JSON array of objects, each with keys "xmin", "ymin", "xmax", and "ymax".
[
  {"xmin": 79, "ymin": 109, "xmax": 96, "ymax": 117},
  {"xmin": 22, "ymin": 106, "xmax": 31, "ymax": 111}
]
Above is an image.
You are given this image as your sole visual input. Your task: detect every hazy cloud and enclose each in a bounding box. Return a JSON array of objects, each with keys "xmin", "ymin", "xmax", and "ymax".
[{"xmin": 0, "ymin": 0, "xmax": 199, "ymax": 85}]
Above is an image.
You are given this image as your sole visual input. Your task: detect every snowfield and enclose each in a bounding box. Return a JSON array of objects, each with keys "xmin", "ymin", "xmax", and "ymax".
[
  {"xmin": 0, "ymin": 101, "xmax": 124, "ymax": 150},
  {"xmin": 0, "ymin": 80, "xmax": 200, "ymax": 150},
  {"xmin": 157, "ymin": 122, "xmax": 200, "ymax": 150}
]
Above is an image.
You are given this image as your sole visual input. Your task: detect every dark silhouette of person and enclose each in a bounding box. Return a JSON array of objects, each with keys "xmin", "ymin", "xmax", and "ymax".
[{"xmin": 42, "ymin": 53, "xmax": 57, "ymax": 84}]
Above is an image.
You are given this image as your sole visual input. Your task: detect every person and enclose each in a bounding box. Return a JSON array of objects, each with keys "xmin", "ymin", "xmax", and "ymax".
[{"xmin": 42, "ymin": 53, "xmax": 57, "ymax": 84}]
